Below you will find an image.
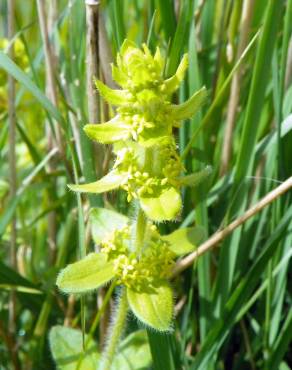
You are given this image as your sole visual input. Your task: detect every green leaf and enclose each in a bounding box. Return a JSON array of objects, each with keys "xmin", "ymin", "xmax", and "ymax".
[
  {"xmin": 165, "ymin": 0, "xmax": 193, "ymax": 77},
  {"xmin": 127, "ymin": 283, "xmax": 173, "ymax": 331},
  {"xmin": 0, "ymin": 261, "xmax": 43, "ymax": 311},
  {"xmin": 178, "ymin": 166, "xmax": 212, "ymax": 187},
  {"xmin": 139, "ymin": 135, "xmax": 173, "ymax": 148},
  {"xmin": 112, "ymin": 330, "xmax": 152, "ymax": 370},
  {"xmin": 0, "ymin": 284, "xmax": 42, "ymax": 294},
  {"xmin": 84, "ymin": 120, "xmax": 130, "ymax": 144},
  {"xmin": 49, "ymin": 326, "xmax": 99, "ymax": 370},
  {"xmin": 0, "ymin": 196, "xmax": 21, "ymax": 237},
  {"xmin": 268, "ymin": 310, "xmax": 292, "ymax": 370},
  {"xmin": 90, "ymin": 207, "xmax": 129, "ymax": 244},
  {"xmin": 56, "ymin": 253, "xmax": 115, "ymax": 294},
  {"xmin": 156, "ymin": 0, "xmax": 176, "ymax": 43},
  {"xmin": 68, "ymin": 171, "xmax": 128, "ymax": 194},
  {"xmin": 162, "ymin": 226, "xmax": 205, "ymax": 255},
  {"xmin": 140, "ymin": 187, "xmax": 182, "ymax": 222},
  {"xmin": 170, "ymin": 87, "xmax": 207, "ymax": 120},
  {"xmin": 164, "ymin": 54, "xmax": 188, "ymax": 94},
  {"xmin": 95, "ymin": 79, "xmax": 128, "ymax": 106}
]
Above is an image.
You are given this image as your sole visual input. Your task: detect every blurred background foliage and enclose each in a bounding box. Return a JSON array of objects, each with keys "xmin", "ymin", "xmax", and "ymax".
[{"xmin": 0, "ymin": 0, "xmax": 291, "ymax": 369}]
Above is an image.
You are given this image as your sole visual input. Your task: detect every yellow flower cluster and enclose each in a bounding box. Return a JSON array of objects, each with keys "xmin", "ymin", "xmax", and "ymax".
[{"xmin": 100, "ymin": 224, "xmax": 175, "ymax": 292}]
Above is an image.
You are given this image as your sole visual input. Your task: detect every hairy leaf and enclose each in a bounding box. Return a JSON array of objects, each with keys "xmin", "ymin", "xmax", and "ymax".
[
  {"xmin": 127, "ymin": 283, "xmax": 173, "ymax": 331},
  {"xmin": 162, "ymin": 226, "xmax": 205, "ymax": 255},
  {"xmin": 49, "ymin": 326, "xmax": 99, "ymax": 370},
  {"xmin": 84, "ymin": 120, "xmax": 130, "ymax": 144},
  {"xmin": 164, "ymin": 54, "xmax": 188, "ymax": 94},
  {"xmin": 68, "ymin": 171, "xmax": 128, "ymax": 194},
  {"xmin": 95, "ymin": 79, "xmax": 128, "ymax": 106},
  {"xmin": 170, "ymin": 87, "xmax": 207, "ymax": 120},
  {"xmin": 140, "ymin": 187, "xmax": 182, "ymax": 222},
  {"xmin": 57, "ymin": 253, "xmax": 114, "ymax": 294},
  {"xmin": 90, "ymin": 207, "xmax": 129, "ymax": 244},
  {"xmin": 178, "ymin": 166, "xmax": 212, "ymax": 187},
  {"xmin": 112, "ymin": 330, "xmax": 152, "ymax": 369}
]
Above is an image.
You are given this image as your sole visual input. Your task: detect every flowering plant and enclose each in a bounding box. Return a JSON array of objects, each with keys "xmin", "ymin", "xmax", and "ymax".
[{"xmin": 56, "ymin": 40, "xmax": 209, "ymax": 368}]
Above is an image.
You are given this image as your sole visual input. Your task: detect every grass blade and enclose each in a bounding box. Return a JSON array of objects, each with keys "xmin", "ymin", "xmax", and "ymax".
[
  {"xmin": 147, "ymin": 331, "xmax": 177, "ymax": 370},
  {"xmin": 191, "ymin": 205, "xmax": 292, "ymax": 369},
  {"xmin": 0, "ymin": 51, "xmax": 64, "ymax": 125},
  {"xmin": 156, "ymin": 0, "xmax": 176, "ymax": 43}
]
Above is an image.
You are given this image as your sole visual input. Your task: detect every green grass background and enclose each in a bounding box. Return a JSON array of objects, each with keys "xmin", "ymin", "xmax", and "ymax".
[{"xmin": 0, "ymin": 0, "xmax": 291, "ymax": 369}]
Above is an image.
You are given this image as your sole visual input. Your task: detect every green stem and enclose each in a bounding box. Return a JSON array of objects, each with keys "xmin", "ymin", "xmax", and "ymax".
[
  {"xmin": 135, "ymin": 206, "xmax": 147, "ymax": 254},
  {"xmin": 99, "ymin": 288, "xmax": 128, "ymax": 370},
  {"xmin": 134, "ymin": 146, "xmax": 151, "ymax": 254}
]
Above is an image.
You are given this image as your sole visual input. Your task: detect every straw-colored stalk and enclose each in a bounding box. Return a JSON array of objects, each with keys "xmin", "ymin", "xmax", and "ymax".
[
  {"xmin": 220, "ymin": 0, "xmax": 255, "ymax": 175},
  {"xmin": 172, "ymin": 176, "xmax": 292, "ymax": 276}
]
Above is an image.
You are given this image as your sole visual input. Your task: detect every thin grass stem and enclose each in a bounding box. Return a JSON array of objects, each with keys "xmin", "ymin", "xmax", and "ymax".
[{"xmin": 7, "ymin": 1, "xmax": 20, "ymax": 368}]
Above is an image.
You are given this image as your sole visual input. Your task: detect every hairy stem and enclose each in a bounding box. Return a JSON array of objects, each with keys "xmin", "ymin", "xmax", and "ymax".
[{"xmin": 99, "ymin": 288, "xmax": 128, "ymax": 370}]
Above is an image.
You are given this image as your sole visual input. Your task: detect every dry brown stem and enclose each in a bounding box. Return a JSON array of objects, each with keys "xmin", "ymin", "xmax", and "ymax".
[
  {"xmin": 220, "ymin": 0, "xmax": 255, "ymax": 175},
  {"xmin": 172, "ymin": 177, "xmax": 292, "ymax": 277}
]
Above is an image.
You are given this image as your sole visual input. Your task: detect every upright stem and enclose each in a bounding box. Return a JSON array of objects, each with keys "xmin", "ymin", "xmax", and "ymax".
[
  {"xmin": 36, "ymin": 0, "xmax": 63, "ymax": 153},
  {"xmin": 135, "ymin": 206, "xmax": 147, "ymax": 254},
  {"xmin": 36, "ymin": 0, "xmax": 60, "ymax": 263},
  {"xmin": 86, "ymin": 0, "xmax": 100, "ymax": 124},
  {"xmin": 100, "ymin": 205, "xmax": 147, "ymax": 368},
  {"xmin": 99, "ymin": 288, "xmax": 128, "ymax": 370},
  {"xmin": 220, "ymin": 0, "xmax": 254, "ymax": 175}
]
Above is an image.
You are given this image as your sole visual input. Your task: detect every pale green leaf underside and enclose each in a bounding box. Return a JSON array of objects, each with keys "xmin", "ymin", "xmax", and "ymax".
[
  {"xmin": 49, "ymin": 326, "xmax": 99, "ymax": 370},
  {"xmin": 162, "ymin": 226, "xmax": 206, "ymax": 255},
  {"xmin": 56, "ymin": 253, "xmax": 114, "ymax": 294},
  {"xmin": 84, "ymin": 121, "xmax": 130, "ymax": 144},
  {"xmin": 112, "ymin": 330, "xmax": 152, "ymax": 370},
  {"xmin": 90, "ymin": 207, "xmax": 129, "ymax": 244},
  {"xmin": 127, "ymin": 283, "xmax": 173, "ymax": 331},
  {"xmin": 171, "ymin": 86, "xmax": 207, "ymax": 120},
  {"xmin": 140, "ymin": 187, "xmax": 182, "ymax": 222},
  {"xmin": 68, "ymin": 171, "xmax": 128, "ymax": 194}
]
